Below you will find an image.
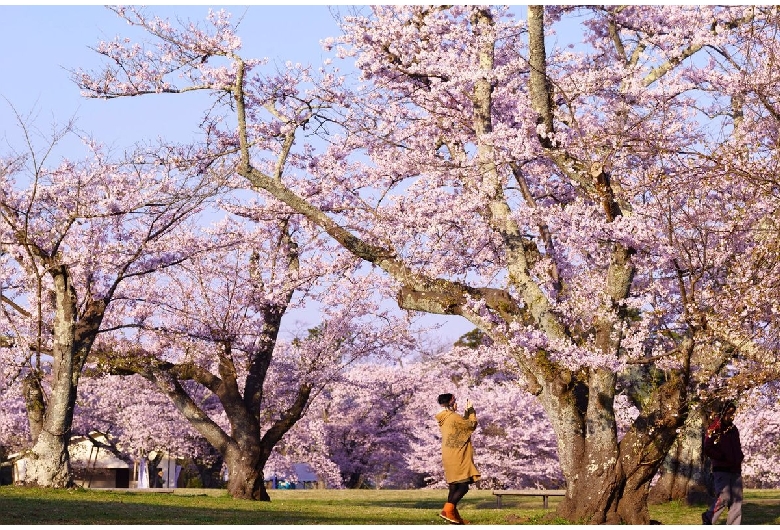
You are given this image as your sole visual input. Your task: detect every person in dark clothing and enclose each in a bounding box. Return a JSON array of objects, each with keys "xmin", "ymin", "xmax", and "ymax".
[
  {"xmin": 152, "ymin": 468, "xmax": 164, "ymax": 488},
  {"xmin": 702, "ymin": 402, "xmax": 743, "ymax": 525}
]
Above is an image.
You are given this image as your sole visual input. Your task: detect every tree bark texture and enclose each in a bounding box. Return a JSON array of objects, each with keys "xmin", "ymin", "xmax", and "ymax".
[
  {"xmin": 21, "ymin": 270, "xmax": 79, "ymax": 488},
  {"xmin": 535, "ymin": 370, "xmax": 687, "ymax": 524},
  {"xmin": 20, "ymin": 268, "xmax": 104, "ymax": 488},
  {"xmin": 223, "ymin": 445, "xmax": 270, "ymax": 501},
  {"xmin": 649, "ymin": 406, "xmax": 709, "ymax": 505},
  {"xmin": 22, "ymin": 372, "xmax": 45, "ymax": 444}
]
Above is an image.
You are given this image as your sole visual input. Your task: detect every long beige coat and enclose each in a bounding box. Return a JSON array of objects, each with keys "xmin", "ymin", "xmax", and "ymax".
[{"xmin": 436, "ymin": 407, "xmax": 481, "ymax": 484}]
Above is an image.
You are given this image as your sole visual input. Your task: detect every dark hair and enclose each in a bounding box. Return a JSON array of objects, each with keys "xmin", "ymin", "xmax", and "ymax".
[
  {"xmin": 437, "ymin": 393, "xmax": 454, "ymax": 406},
  {"xmin": 720, "ymin": 402, "xmax": 737, "ymax": 416}
]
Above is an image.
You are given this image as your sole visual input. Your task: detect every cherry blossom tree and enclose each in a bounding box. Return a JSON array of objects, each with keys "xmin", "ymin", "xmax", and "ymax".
[
  {"xmin": 649, "ymin": 6, "xmax": 780, "ymax": 503},
  {"xmin": 300, "ymin": 361, "xmax": 424, "ymax": 490},
  {"xmin": 76, "ymin": 5, "xmax": 780, "ymax": 522},
  {"xmin": 0, "ymin": 380, "xmax": 29, "ymax": 456},
  {"xmin": 279, "ymin": 333, "xmax": 563, "ymax": 491},
  {"xmin": 0, "ymin": 117, "xmax": 222, "ymax": 487},
  {"xmin": 403, "ymin": 340, "xmax": 564, "ymax": 490},
  {"xmin": 94, "ymin": 209, "xmax": 418, "ymax": 500},
  {"xmin": 735, "ymin": 383, "xmax": 780, "ymax": 488},
  {"xmin": 74, "ymin": 374, "xmax": 215, "ymax": 471}
]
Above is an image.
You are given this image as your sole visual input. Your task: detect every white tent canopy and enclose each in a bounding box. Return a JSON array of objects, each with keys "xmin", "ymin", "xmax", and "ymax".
[{"xmin": 69, "ymin": 435, "xmax": 130, "ymax": 469}]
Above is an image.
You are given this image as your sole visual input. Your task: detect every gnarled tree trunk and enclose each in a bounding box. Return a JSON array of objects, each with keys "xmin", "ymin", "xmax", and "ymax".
[
  {"xmin": 649, "ymin": 406, "xmax": 709, "ymax": 505},
  {"xmin": 145, "ymin": 365, "xmax": 312, "ymax": 501},
  {"xmin": 537, "ymin": 368, "xmax": 689, "ymax": 524},
  {"xmin": 224, "ymin": 445, "xmax": 269, "ymax": 501}
]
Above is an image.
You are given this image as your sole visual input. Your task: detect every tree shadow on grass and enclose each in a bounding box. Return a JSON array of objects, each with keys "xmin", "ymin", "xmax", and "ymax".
[
  {"xmin": 3, "ymin": 489, "xmax": 777, "ymax": 525},
  {"xmin": 743, "ymin": 500, "xmax": 780, "ymax": 525},
  {"xmin": 0, "ymin": 495, "xmax": 428, "ymax": 525}
]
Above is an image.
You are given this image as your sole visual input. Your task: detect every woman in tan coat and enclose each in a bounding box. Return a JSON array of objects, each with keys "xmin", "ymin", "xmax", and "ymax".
[{"xmin": 436, "ymin": 393, "xmax": 480, "ymax": 524}]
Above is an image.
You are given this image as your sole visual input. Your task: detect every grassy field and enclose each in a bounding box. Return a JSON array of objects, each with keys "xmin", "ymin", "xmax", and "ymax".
[{"xmin": 0, "ymin": 486, "xmax": 779, "ymax": 525}]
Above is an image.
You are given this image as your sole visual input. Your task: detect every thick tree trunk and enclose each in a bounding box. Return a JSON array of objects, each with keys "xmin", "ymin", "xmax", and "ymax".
[
  {"xmin": 21, "ymin": 431, "xmax": 73, "ymax": 488},
  {"xmin": 21, "ymin": 273, "xmax": 79, "ymax": 487},
  {"xmin": 144, "ymin": 358, "xmax": 312, "ymax": 502},
  {"xmin": 22, "ymin": 352, "xmax": 79, "ymax": 487},
  {"xmin": 539, "ymin": 370, "xmax": 689, "ymax": 524},
  {"xmin": 20, "ymin": 270, "xmax": 99, "ymax": 488},
  {"xmin": 552, "ymin": 431, "xmax": 669, "ymax": 524},
  {"xmin": 224, "ymin": 447, "xmax": 269, "ymax": 501},
  {"xmin": 648, "ymin": 406, "xmax": 709, "ymax": 504}
]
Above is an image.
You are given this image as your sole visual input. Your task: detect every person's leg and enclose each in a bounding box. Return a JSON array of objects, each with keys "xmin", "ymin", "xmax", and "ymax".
[
  {"xmin": 448, "ymin": 483, "xmax": 471, "ymax": 524},
  {"xmin": 448, "ymin": 482, "xmax": 470, "ymax": 506},
  {"xmin": 705, "ymin": 472, "xmax": 733, "ymax": 524},
  {"xmin": 702, "ymin": 473, "xmax": 717, "ymax": 524},
  {"xmin": 440, "ymin": 484, "xmax": 463, "ymax": 524},
  {"xmin": 725, "ymin": 474, "xmax": 743, "ymax": 525}
]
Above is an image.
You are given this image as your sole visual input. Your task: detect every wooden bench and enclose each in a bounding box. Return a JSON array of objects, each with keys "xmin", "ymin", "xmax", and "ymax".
[{"xmin": 492, "ymin": 489, "xmax": 566, "ymax": 509}]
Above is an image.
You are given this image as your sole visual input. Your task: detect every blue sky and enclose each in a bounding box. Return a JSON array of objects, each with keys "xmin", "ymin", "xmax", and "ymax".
[
  {"xmin": 0, "ymin": 5, "xmax": 346, "ymax": 149},
  {"xmin": 0, "ymin": 4, "xmax": 475, "ymax": 345}
]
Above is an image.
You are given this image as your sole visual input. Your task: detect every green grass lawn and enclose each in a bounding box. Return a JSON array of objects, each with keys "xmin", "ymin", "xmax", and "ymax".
[{"xmin": 0, "ymin": 486, "xmax": 778, "ymax": 524}]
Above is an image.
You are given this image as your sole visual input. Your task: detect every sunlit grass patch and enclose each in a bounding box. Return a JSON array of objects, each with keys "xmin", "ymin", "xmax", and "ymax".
[{"xmin": 0, "ymin": 486, "xmax": 778, "ymax": 525}]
